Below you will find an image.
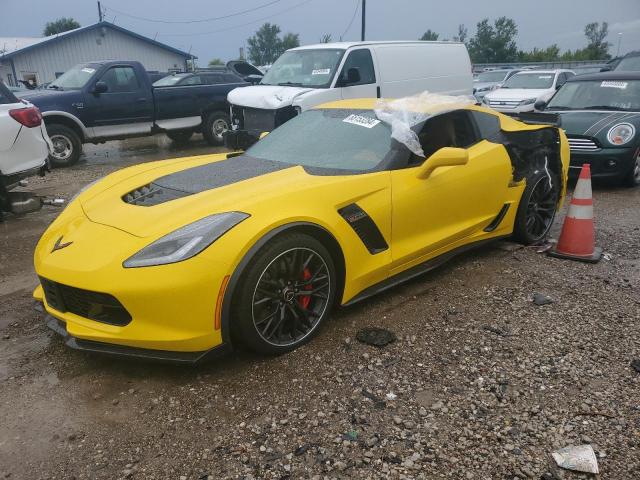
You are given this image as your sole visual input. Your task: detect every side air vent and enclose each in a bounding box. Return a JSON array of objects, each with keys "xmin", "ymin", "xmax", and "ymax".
[
  {"xmin": 338, "ymin": 203, "xmax": 389, "ymax": 255},
  {"xmin": 123, "ymin": 183, "xmax": 189, "ymax": 206},
  {"xmin": 483, "ymin": 203, "xmax": 511, "ymax": 232}
]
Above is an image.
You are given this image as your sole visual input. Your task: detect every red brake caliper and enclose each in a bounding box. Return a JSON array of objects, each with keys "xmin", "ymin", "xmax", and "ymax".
[{"xmin": 299, "ymin": 268, "xmax": 312, "ymax": 309}]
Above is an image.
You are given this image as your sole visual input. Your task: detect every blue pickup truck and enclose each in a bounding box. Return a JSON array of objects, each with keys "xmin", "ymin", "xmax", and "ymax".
[{"xmin": 21, "ymin": 60, "xmax": 248, "ymax": 166}]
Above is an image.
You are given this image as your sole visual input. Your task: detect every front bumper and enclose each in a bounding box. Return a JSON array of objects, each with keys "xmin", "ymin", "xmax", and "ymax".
[
  {"xmin": 34, "ymin": 208, "xmax": 232, "ymax": 355},
  {"xmin": 568, "ymin": 146, "xmax": 637, "ymax": 180},
  {"xmin": 45, "ymin": 315, "xmax": 230, "ymax": 364}
]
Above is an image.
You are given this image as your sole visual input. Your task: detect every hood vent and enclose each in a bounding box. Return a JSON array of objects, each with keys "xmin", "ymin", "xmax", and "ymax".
[{"xmin": 123, "ymin": 183, "xmax": 190, "ymax": 206}]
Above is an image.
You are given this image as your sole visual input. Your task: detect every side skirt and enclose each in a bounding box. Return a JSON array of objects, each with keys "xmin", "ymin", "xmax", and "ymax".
[{"xmin": 343, "ymin": 235, "xmax": 509, "ymax": 306}]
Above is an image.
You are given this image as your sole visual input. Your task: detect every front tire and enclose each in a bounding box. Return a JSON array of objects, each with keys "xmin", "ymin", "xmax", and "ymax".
[
  {"xmin": 623, "ymin": 152, "xmax": 640, "ymax": 188},
  {"xmin": 202, "ymin": 110, "xmax": 230, "ymax": 146},
  {"xmin": 47, "ymin": 124, "xmax": 82, "ymax": 167},
  {"xmin": 232, "ymin": 233, "xmax": 337, "ymax": 354},
  {"xmin": 512, "ymin": 170, "xmax": 559, "ymax": 245}
]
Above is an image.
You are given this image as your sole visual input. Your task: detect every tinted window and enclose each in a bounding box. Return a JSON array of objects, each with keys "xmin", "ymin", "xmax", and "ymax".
[
  {"xmin": 470, "ymin": 111, "xmax": 501, "ymax": 139},
  {"xmin": 246, "ymin": 109, "xmax": 393, "ymax": 172},
  {"xmin": 100, "ymin": 67, "xmax": 140, "ymax": 93},
  {"xmin": 181, "ymin": 75, "xmax": 203, "ymax": 85},
  {"xmin": 411, "ymin": 111, "xmax": 480, "ymax": 165},
  {"xmin": 340, "ymin": 49, "xmax": 376, "ymax": 85},
  {"xmin": 0, "ymin": 82, "xmax": 19, "ymax": 104}
]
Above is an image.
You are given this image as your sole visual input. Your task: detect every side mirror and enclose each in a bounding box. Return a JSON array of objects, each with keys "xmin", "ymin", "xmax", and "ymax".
[
  {"xmin": 245, "ymin": 74, "xmax": 263, "ymax": 85},
  {"xmin": 417, "ymin": 147, "xmax": 469, "ymax": 179},
  {"xmin": 600, "ymin": 66, "xmax": 612, "ymax": 72},
  {"xmin": 340, "ymin": 67, "xmax": 361, "ymax": 86},
  {"xmin": 259, "ymin": 131, "xmax": 269, "ymax": 139},
  {"xmin": 534, "ymin": 100, "xmax": 547, "ymax": 111},
  {"xmin": 92, "ymin": 81, "xmax": 108, "ymax": 94}
]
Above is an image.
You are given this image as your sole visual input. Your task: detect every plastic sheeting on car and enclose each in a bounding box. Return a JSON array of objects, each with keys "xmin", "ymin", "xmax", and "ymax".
[{"xmin": 374, "ymin": 91, "xmax": 476, "ymax": 157}]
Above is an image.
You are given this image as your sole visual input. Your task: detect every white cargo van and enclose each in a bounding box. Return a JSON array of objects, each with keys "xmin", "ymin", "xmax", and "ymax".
[{"xmin": 226, "ymin": 41, "xmax": 473, "ymax": 147}]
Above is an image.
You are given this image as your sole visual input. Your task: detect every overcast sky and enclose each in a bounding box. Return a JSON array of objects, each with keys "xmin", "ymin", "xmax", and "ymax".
[{"xmin": 1, "ymin": 0, "xmax": 638, "ymax": 64}]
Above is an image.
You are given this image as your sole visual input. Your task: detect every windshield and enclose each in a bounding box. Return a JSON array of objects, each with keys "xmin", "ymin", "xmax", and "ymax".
[
  {"xmin": 616, "ymin": 55, "xmax": 640, "ymax": 72},
  {"xmin": 548, "ymin": 80, "xmax": 640, "ymax": 111},
  {"xmin": 153, "ymin": 75, "xmax": 187, "ymax": 87},
  {"xmin": 476, "ymin": 71, "xmax": 509, "ymax": 83},
  {"xmin": 49, "ymin": 64, "xmax": 98, "ymax": 90},
  {"xmin": 260, "ymin": 49, "xmax": 344, "ymax": 88},
  {"xmin": 246, "ymin": 109, "xmax": 395, "ymax": 171},
  {"xmin": 503, "ymin": 73, "xmax": 555, "ymax": 89}
]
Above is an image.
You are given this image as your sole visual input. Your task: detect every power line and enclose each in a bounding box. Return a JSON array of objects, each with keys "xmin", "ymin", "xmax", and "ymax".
[
  {"xmin": 102, "ymin": 0, "xmax": 282, "ymax": 24},
  {"xmin": 340, "ymin": 0, "xmax": 360, "ymax": 41},
  {"xmin": 157, "ymin": 0, "xmax": 314, "ymax": 37}
]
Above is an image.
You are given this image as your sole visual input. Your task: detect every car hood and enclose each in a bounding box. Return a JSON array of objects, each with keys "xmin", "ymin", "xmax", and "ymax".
[
  {"xmin": 228, "ymin": 84, "xmax": 314, "ymax": 109},
  {"xmin": 548, "ymin": 110, "xmax": 640, "ymax": 137},
  {"xmin": 486, "ymin": 88, "xmax": 549, "ymax": 100},
  {"xmin": 19, "ymin": 89, "xmax": 81, "ymax": 108},
  {"xmin": 80, "ymin": 153, "xmax": 378, "ymax": 238}
]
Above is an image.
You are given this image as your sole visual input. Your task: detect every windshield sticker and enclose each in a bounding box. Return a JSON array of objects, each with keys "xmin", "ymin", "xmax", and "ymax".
[
  {"xmin": 538, "ymin": 75, "xmax": 552, "ymax": 79},
  {"xmin": 312, "ymin": 68, "xmax": 331, "ymax": 75},
  {"xmin": 81, "ymin": 68, "xmax": 96, "ymax": 74},
  {"xmin": 601, "ymin": 81, "xmax": 628, "ymax": 89},
  {"xmin": 343, "ymin": 114, "xmax": 381, "ymax": 129}
]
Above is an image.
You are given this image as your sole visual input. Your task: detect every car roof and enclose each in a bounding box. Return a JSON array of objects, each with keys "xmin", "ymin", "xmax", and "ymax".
[
  {"xmin": 291, "ymin": 40, "xmax": 462, "ymax": 51},
  {"xmin": 568, "ymin": 71, "xmax": 640, "ymax": 81}
]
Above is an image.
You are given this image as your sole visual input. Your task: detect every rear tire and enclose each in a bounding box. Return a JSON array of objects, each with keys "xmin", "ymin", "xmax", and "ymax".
[
  {"xmin": 512, "ymin": 170, "xmax": 560, "ymax": 245},
  {"xmin": 202, "ymin": 111, "xmax": 230, "ymax": 146},
  {"xmin": 47, "ymin": 124, "xmax": 82, "ymax": 167},
  {"xmin": 232, "ymin": 233, "xmax": 337, "ymax": 355},
  {"xmin": 166, "ymin": 129, "xmax": 193, "ymax": 145}
]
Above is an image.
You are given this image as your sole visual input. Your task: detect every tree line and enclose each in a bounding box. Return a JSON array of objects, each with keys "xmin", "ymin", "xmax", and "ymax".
[{"xmin": 421, "ymin": 18, "xmax": 612, "ymax": 63}]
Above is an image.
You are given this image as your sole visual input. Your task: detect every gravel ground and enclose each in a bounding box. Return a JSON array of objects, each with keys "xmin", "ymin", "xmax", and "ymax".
[{"xmin": 0, "ymin": 137, "xmax": 639, "ymax": 479}]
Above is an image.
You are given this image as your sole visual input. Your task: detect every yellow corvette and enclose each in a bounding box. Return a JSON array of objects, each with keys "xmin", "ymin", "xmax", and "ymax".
[{"xmin": 33, "ymin": 98, "xmax": 569, "ymax": 362}]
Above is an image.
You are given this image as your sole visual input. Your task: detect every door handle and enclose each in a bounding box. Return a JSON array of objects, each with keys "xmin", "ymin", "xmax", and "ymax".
[{"xmin": 136, "ymin": 98, "xmax": 148, "ymax": 103}]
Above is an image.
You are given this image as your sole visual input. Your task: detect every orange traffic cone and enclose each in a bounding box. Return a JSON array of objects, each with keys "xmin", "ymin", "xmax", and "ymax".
[{"xmin": 548, "ymin": 163, "xmax": 602, "ymax": 263}]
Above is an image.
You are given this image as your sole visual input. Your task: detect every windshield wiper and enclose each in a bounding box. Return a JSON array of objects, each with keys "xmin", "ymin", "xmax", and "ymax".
[
  {"xmin": 580, "ymin": 105, "xmax": 626, "ymax": 111},
  {"xmin": 546, "ymin": 106, "xmax": 573, "ymax": 110},
  {"xmin": 277, "ymin": 82, "xmax": 303, "ymax": 87},
  {"xmin": 47, "ymin": 85, "xmax": 62, "ymax": 90}
]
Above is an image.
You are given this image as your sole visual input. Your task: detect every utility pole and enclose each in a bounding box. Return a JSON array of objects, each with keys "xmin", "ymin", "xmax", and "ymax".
[
  {"xmin": 361, "ymin": 0, "xmax": 366, "ymax": 41},
  {"xmin": 97, "ymin": 1, "xmax": 104, "ymax": 22}
]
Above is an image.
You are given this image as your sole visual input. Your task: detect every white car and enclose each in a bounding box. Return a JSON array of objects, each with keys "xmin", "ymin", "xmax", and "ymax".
[
  {"xmin": 483, "ymin": 70, "xmax": 575, "ymax": 113},
  {"xmin": 0, "ymin": 81, "xmax": 51, "ymax": 218}
]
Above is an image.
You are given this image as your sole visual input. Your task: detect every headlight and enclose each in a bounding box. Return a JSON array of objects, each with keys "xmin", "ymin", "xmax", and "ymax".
[
  {"xmin": 607, "ymin": 123, "xmax": 635, "ymax": 145},
  {"xmin": 519, "ymin": 98, "xmax": 537, "ymax": 106},
  {"xmin": 123, "ymin": 212, "xmax": 249, "ymax": 268}
]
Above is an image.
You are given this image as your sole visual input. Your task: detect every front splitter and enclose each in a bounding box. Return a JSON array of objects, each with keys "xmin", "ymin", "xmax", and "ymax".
[{"xmin": 46, "ymin": 315, "xmax": 230, "ymax": 365}]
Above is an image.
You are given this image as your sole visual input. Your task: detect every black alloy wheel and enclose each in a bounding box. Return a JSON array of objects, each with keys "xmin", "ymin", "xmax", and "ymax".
[
  {"xmin": 233, "ymin": 233, "xmax": 336, "ymax": 354},
  {"xmin": 513, "ymin": 170, "xmax": 559, "ymax": 244}
]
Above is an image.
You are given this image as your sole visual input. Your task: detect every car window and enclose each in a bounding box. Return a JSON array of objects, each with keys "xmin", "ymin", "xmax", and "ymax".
[
  {"xmin": 100, "ymin": 66, "xmax": 140, "ymax": 93},
  {"xmin": 547, "ymin": 79, "xmax": 640, "ymax": 111},
  {"xmin": 556, "ymin": 73, "xmax": 567, "ymax": 87},
  {"xmin": 223, "ymin": 73, "xmax": 242, "ymax": 83},
  {"xmin": 615, "ymin": 55, "xmax": 640, "ymax": 71},
  {"xmin": 0, "ymin": 82, "xmax": 19, "ymax": 104},
  {"xmin": 411, "ymin": 111, "xmax": 480, "ymax": 165},
  {"xmin": 182, "ymin": 75, "xmax": 202, "ymax": 85},
  {"xmin": 340, "ymin": 49, "xmax": 376, "ymax": 86},
  {"xmin": 503, "ymin": 73, "xmax": 555, "ymax": 89}
]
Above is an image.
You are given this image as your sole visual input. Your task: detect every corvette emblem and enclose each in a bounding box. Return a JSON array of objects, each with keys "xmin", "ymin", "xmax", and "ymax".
[{"xmin": 51, "ymin": 236, "xmax": 73, "ymax": 253}]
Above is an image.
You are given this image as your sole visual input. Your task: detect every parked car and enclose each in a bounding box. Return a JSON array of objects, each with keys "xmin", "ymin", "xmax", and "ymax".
[
  {"xmin": 483, "ymin": 70, "xmax": 575, "ymax": 113},
  {"xmin": 226, "ymin": 60, "xmax": 264, "ymax": 84},
  {"xmin": 34, "ymin": 97, "xmax": 568, "ymax": 361},
  {"xmin": 226, "ymin": 41, "xmax": 473, "ymax": 148},
  {"xmin": 473, "ymin": 69, "xmax": 520, "ymax": 101},
  {"xmin": 538, "ymin": 71, "xmax": 640, "ymax": 186},
  {"xmin": 613, "ymin": 51, "xmax": 640, "ymax": 72},
  {"xmin": 153, "ymin": 71, "xmax": 245, "ymax": 87},
  {"xmin": 0, "ymin": 81, "xmax": 51, "ymax": 219},
  {"xmin": 20, "ymin": 60, "xmax": 248, "ymax": 167}
]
